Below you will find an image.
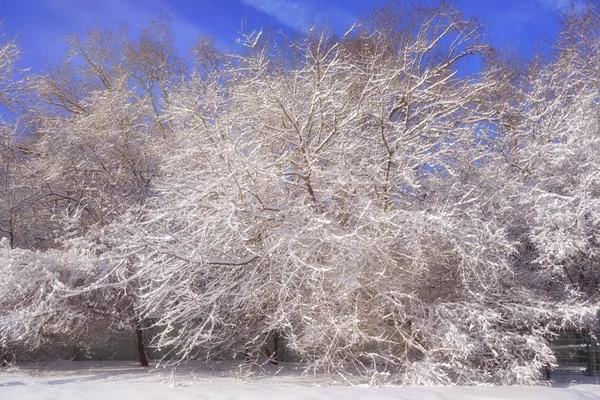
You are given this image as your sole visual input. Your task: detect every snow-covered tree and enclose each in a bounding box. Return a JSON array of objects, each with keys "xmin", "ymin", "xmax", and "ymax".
[
  {"xmin": 492, "ymin": 5, "xmax": 600, "ymax": 298},
  {"xmin": 0, "ymin": 21, "xmax": 180, "ymax": 366},
  {"xmin": 0, "ymin": 1, "xmax": 598, "ymax": 385},
  {"xmin": 103, "ymin": 3, "xmax": 597, "ymax": 384}
]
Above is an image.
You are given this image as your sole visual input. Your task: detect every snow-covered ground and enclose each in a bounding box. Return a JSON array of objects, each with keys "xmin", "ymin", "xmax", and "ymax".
[{"xmin": 1, "ymin": 361, "xmax": 600, "ymax": 400}]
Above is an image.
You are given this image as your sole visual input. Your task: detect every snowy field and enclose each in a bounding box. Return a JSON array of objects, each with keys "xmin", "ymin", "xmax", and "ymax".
[{"xmin": 1, "ymin": 361, "xmax": 600, "ymax": 400}]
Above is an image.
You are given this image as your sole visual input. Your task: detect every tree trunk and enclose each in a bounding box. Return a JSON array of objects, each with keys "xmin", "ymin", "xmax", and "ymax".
[
  {"xmin": 135, "ymin": 319, "xmax": 149, "ymax": 367},
  {"xmin": 71, "ymin": 343, "xmax": 80, "ymax": 361},
  {"xmin": 1, "ymin": 345, "xmax": 12, "ymax": 367},
  {"xmin": 268, "ymin": 330, "xmax": 280, "ymax": 365},
  {"xmin": 8, "ymin": 216, "xmax": 14, "ymax": 249}
]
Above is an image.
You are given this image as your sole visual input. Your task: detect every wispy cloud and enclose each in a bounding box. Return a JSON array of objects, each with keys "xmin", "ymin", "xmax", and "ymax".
[
  {"xmin": 534, "ymin": 0, "xmax": 584, "ymax": 12},
  {"xmin": 43, "ymin": 0, "xmax": 205, "ymax": 53},
  {"xmin": 240, "ymin": 0, "xmax": 355, "ymax": 32}
]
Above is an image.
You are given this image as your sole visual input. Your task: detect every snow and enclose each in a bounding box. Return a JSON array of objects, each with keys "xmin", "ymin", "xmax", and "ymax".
[
  {"xmin": 1, "ymin": 361, "xmax": 600, "ymax": 400},
  {"xmin": 2, "ymin": 4, "xmax": 600, "ymax": 389}
]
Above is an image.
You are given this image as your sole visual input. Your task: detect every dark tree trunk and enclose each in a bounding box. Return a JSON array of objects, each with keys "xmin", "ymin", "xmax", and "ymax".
[
  {"xmin": 268, "ymin": 330, "xmax": 280, "ymax": 365},
  {"xmin": 135, "ymin": 319, "xmax": 149, "ymax": 367},
  {"xmin": 1, "ymin": 346, "xmax": 12, "ymax": 367},
  {"xmin": 71, "ymin": 344, "xmax": 80, "ymax": 361},
  {"xmin": 8, "ymin": 216, "xmax": 14, "ymax": 249}
]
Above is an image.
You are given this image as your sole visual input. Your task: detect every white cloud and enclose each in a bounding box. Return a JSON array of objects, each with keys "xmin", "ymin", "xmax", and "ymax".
[
  {"xmin": 535, "ymin": 0, "xmax": 584, "ymax": 12},
  {"xmin": 43, "ymin": 0, "xmax": 205, "ymax": 53},
  {"xmin": 240, "ymin": 0, "xmax": 354, "ymax": 32},
  {"xmin": 242, "ymin": 0, "xmax": 307, "ymax": 31}
]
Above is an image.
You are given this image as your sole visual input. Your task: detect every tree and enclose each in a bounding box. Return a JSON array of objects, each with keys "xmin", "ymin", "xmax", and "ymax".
[
  {"xmin": 108, "ymin": 2, "xmax": 596, "ymax": 384},
  {"xmin": 493, "ymin": 3, "xmax": 600, "ymax": 298},
  {"xmin": 0, "ymin": 1, "xmax": 598, "ymax": 384},
  {"xmin": 0, "ymin": 20, "xmax": 181, "ymax": 367}
]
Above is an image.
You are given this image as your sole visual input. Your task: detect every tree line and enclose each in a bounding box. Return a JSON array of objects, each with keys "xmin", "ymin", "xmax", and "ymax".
[{"xmin": 0, "ymin": 1, "xmax": 599, "ymax": 385}]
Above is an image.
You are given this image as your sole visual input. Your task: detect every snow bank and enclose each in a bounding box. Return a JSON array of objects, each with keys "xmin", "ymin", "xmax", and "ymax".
[{"xmin": 1, "ymin": 361, "xmax": 600, "ymax": 400}]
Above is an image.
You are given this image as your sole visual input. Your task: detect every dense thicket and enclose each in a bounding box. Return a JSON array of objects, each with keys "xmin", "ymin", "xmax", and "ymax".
[{"xmin": 0, "ymin": 2, "xmax": 599, "ymax": 385}]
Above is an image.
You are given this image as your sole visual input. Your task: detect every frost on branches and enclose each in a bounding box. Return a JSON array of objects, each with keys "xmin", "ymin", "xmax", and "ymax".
[{"xmin": 0, "ymin": 1, "xmax": 599, "ymax": 386}]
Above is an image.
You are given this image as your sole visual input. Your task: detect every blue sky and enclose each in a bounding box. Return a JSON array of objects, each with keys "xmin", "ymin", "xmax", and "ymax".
[{"xmin": 0, "ymin": 0, "xmax": 578, "ymax": 72}]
